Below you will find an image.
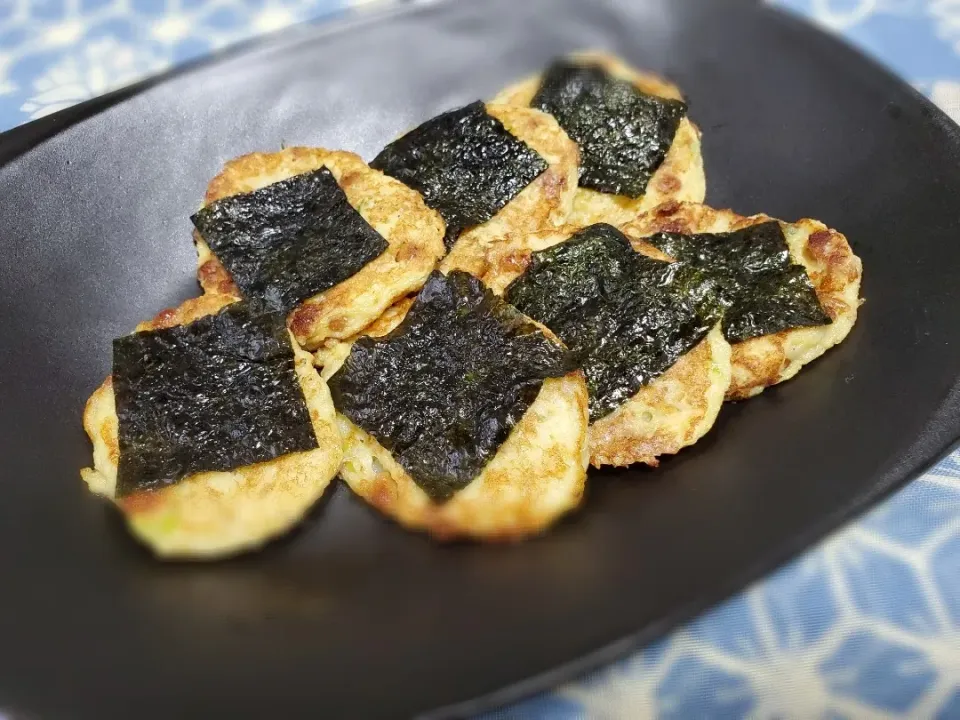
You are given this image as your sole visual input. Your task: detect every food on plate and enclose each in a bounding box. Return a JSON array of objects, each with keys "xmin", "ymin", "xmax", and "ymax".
[
  {"xmin": 459, "ymin": 223, "xmax": 731, "ymax": 467},
  {"xmin": 492, "ymin": 51, "xmax": 705, "ymax": 226},
  {"xmin": 192, "ymin": 147, "xmax": 445, "ymax": 350},
  {"xmin": 78, "ymin": 51, "xmax": 864, "ymax": 555},
  {"xmin": 504, "ymin": 225, "xmax": 722, "ymax": 419},
  {"xmin": 587, "ymin": 325, "xmax": 729, "ymax": 467},
  {"xmin": 314, "ymin": 297, "xmax": 414, "ymax": 377},
  {"xmin": 371, "ymin": 101, "xmax": 578, "ymax": 253},
  {"xmin": 622, "ymin": 202, "xmax": 862, "ymax": 399},
  {"xmin": 325, "ymin": 271, "xmax": 589, "ymax": 540},
  {"xmin": 80, "ymin": 294, "xmax": 342, "ymax": 558}
]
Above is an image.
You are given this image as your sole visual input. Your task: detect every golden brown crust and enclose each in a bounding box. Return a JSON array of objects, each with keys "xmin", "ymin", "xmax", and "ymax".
[
  {"xmin": 622, "ymin": 202, "xmax": 863, "ymax": 399},
  {"xmin": 134, "ymin": 293, "xmax": 239, "ymax": 332},
  {"xmin": 482, "ymin": 104, "xmax": 580, "ymax": 232},
  {"xmin": 314, "ymin": 296, "xmax": 415, "ymax": 376},
  {"xmin": 439, "ymin": 104, "xmax": 579, "ymax": 276},
  {"xmin": 194, "ymin": 241, "xmax": 240, "ymax": 297},
  {"xmin": 80, "ymin": 294, "xmax": 343, "ymax": 559},
  {"xmin": 335, "ymin": 373, "xmax": 589, "ymax": 542},
  {"xmin": 320, "ymin": 296, "xmax": 589, "ymax": 541},
  {"xmin": 568, "ymin": 118, "xmax": 704, "ymax": 226},
  {"xmin": 195, "ymin": 147, "xmax": 445, "ymax": 350},
  {"xmin": 589, "ymin": 325, "xmax": 730, "ymax": 467},
  {"xmin": 443, "ymin": 224, "xmax": 732, "ymax": 468},
  {"xmin": 490, "ymin": 50, "xmax": 705, "ymax": 227}
]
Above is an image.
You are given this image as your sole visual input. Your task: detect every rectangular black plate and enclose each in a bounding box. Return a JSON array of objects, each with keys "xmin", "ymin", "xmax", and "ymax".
[{"xmin": 1, "ymin": 0, "xmax": 959, "ymax": 718}]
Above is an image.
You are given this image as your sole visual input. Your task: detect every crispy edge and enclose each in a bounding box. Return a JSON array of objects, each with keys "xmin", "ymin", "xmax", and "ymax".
[
  {"xmin": 588, "ymin": 324, "xmax": 730, "ymax": 467},
  {"xmin": 319, "ymin": 294, "xmax": 589, "ymax": 541},
  {"xmin": 194, "ymin": 147, "xmax": 446, "ymax": 350},
  {"xmin": 447, "ymin": 226, "xmax": 732, "ymax": 468},
  {"xmin": 314, "ymin": 296, "xmax": 415, "ymax": 375},
  {"xmin": 335, "ymin": 373, "xmax": 589, "ymax": 542},
  {"xmin": 622, "ymin": 201, "xmax": 863, "ymax": 399},
  {"xmin": 80, "ymin": 294, "xmax": 343, "ymax": 559},
  {"xmin": 490, "ymin": 50, "xmax": 705, "ymax": 227}
]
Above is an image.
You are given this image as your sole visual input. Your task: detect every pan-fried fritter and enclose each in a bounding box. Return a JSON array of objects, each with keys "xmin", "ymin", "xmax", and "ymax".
[
  {"xmin": 194, "ymin": 147, "xmax": 445, "ymax": 350},
  {"xmin": 622, "ymin": 201, "xmax": 862, "ymax": 399},
  {"xmin": 491, "ymin": 51, "xmax": 705, "ymax": 227},
  {"xmin": 320, "ymin": 275, "xmax": 589, "ymax": 541},
  {"xmin": 386, "ymin": 102, "xmax": 579, "ymax": 275},
  {"xmin": 80, "ymin": 294, "xmax": 342, "ymax": 559},
  {"xmin": 442, "ymin": 226, "xmax": 730, "ymax": 469},
  {"xmin": 455, "ymin": 104, "xmax": 580, "ymax": 245},
  {"xmin": 588, "ymin": 325, "xmax": 730, "ymax": 467}
]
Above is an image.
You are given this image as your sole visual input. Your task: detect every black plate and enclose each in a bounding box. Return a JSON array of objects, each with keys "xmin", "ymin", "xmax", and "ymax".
[{"xmin": 2, "ymin": 1, "xmax": 959, "ymax": 718}]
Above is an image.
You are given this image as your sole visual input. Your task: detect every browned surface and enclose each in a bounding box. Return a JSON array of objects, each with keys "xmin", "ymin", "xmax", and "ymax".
[
  {"xmin": 136, "ymin": 292, "xmax": 237, "ymax": 332},
  {"xmin": 439, "ymin": 104, "xmax": 580, "ymax": 276},
  {"xmin": 589, "ymin": 328, "xmax": 729, "ymax": 467},
  {"xmin": 490, "ymin": 50, "xmax": 706, "ymax": 226},
  {"xmin": 443, "ymin": 221, "xmax": 732, "ymax": 469},
  {"xmin": 622, "ymin": 202, "xmax": 863, "ymax": 399},
  {"xmin": 195, "ymin": 147, "xmax": 445, "ymax": 349},
  {"xmin": 80, "ymin": 294, "xmax": 342, "ymax": 559},
  {"xmin": 335, "ymin": 372, "xmax": 590, "ymax": 542},
  {"xmin": 321, "ymin": 295, "xmax": 590, "ymax": 541}
]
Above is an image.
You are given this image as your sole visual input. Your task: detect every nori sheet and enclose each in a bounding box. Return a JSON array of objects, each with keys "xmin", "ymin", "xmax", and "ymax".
[
  {"xmin": 646, "ymin": 221, "xmax": 832, "ymax": 343},
  {"xmin": 505, "ymin": 224, "xmax": 722, "ymax": 422},
  {"xmin": 370, "ymin": 101, "xmax": 548, "ymax": 247},
  {"xmin": 328, "ymin": 270, "xmax": 577, "ymax": 501},
  {"xmin": 113, "ymin": 302, "xmax": 319, "ymax": 497},
  {"xmin": 531, "ymin": 60, "xmax": 687, "ymax": 198},
  {"xmin": 191, "ymin": 167, "xmax": 388, "ymax": 313}
]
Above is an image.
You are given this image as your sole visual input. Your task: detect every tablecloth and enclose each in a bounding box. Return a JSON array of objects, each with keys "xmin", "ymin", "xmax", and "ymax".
[{"xmin": 1, "ymin": 1, "xmax": 957, "ymax": 717}]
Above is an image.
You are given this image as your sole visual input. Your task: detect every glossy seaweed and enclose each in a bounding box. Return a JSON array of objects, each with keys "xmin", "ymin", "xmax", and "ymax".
[
  {"xmin": 328, "ymin": 271, "xmax": 576, "ymax": 501},
  {"xmin": 531, "ymin": 60, "xmax": 686, "ymax": 198},
  {"xmin": 113, "ymin": 302, "xmax": 318, "ymax": 497},
  {"xmin": 646, "ymin": 221, "xmax": 832, "ymax": 343},
  {"xmin": 505, "ymin": 224, "xmax": 721, "ymax": 422},
  {"xmin": 371, "ymin": 101, "xmax": 548, "ymax": 247},
  {"xmin": 191, "ymin": 167, "xmax": 388, "ymax": 313}
]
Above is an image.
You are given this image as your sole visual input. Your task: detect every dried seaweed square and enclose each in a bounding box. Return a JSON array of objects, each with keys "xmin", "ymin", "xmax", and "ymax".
[
  {"xmin": 328, "ymin": 271, "xmax": 576, "ymax": 501},
  {"xmin": 505, "ymin": 224, "xmax": 720, "ymax": 421},
  {"xmin": 191, "ymin": 167, "xmax": 388, "ymax": 313},
  {"xmin": 112, "ymin": 302, "xmax": 319, "ymax": 497},
  {"xmin": 532, "ymin": 60, "xmax": 686, "ymax": 198},
  {"xmin": 646, "ymin": 221, "xmax": 832, "ymax": 343},
  {"xmin": 371, "ymin": 101, "xmax": 548, "ymax": 247}
]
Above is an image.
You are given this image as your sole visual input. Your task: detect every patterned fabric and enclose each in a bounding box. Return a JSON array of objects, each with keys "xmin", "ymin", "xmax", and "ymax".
[
  {"xmin": 778, "ymin": 0, "xmax": 960, "ymax": 126},
  {"xmin": 1, "ymin": 1, "xmax": 958, "ymax": 717}
]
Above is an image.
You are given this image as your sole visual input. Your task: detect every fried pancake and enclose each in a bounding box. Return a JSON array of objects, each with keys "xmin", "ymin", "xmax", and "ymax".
[
  {"xmin": 80, "ymin": 294, "xmax": 342, "ymax": 559},
  {"xmin": 436, "ymin": 104, "xmax": 579, "ymax": 275},
  {"xmin": 194, "ymin": 147, "xmax": 445, "ymax": 350},
  {"xmin": 443, "ymin": 226, "xmax": 730, "ymax": 469},
  {"xmin": 320, "ymin": 292, "xmax": 589, "ymax": 541},
  {"xmin": 491, "ymin": 51, "xmax": 705, "ymax": 227},
  {"xmin": 589, "ymin": 325, "xmax": 730, "ymax": 467},
  {"xmin": 622, "ymin": 201, "xmax": 863, "ymax": 399}
]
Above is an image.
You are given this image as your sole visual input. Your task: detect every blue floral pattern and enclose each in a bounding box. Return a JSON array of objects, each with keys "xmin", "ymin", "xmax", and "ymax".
[{"xmin": 1, "ymin": 1, "xmax": 958, "ymax": 717}]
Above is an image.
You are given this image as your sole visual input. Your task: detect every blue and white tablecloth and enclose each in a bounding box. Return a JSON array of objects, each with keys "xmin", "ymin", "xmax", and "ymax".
[{"xmin": 1, "ymin": 2, "xmax": 958, "ymax": 717}]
